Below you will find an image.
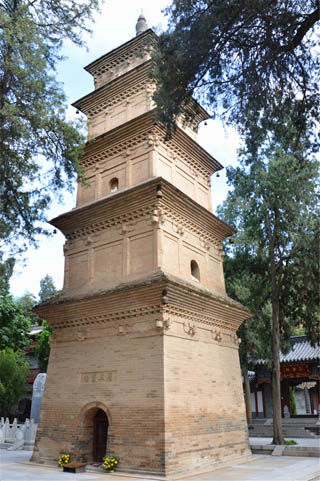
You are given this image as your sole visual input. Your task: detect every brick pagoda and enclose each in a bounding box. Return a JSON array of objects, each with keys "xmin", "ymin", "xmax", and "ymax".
[{"xmin": 32, "ymin": 15, "xmax": 252, "ymax": 477}]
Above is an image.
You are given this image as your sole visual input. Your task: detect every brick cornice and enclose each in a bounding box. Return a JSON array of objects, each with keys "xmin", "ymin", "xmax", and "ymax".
[
  {"xmin": 162, "ymin": 272, "xmax": 251, "ymax": 329},
  {"xmin": 49, "ymin": 177, "xmax": 234, "ymax": 243},
  {"xmin": 84, "ymin": 29, "xmax": 158, "ymax": 77},
  {"xmin": 80, "ymin": 111, "xmax": 222, "ymax": 176},
  {"xmin": 50, "ymin": 177, "xmax": 157, "ymax": 240},
  {"xmin": 80, "ymin": 112, "xmax": 153, "ymax": 168},
  {"xmin": 159, "ymin": 181, "xmax": 235, "ymax": 243},
  {"xmin": 73, "ymin": 62, "xmax": 152, "ymax": 117},
  {"xmin": 35, "ymin": 271, "xmax": 251, "ymax": 332},
  {"xmin": 74, "ymin": 61, "xmax": 210, "ymax": 129}
]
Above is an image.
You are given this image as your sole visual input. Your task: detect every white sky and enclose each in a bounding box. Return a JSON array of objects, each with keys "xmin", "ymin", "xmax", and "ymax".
[{"xmin": 9, "ymin": 0, "xmax": 240, "ymax": 298}]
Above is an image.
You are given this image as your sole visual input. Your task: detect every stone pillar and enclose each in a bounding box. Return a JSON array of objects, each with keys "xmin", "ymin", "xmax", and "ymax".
[
  {"xmin": 304, "ymin": 387, "xmax": 311, "ymax": 414},
  {"xmin": 30, "ymin": 373, "xmax": 47, "ymax": 423}
]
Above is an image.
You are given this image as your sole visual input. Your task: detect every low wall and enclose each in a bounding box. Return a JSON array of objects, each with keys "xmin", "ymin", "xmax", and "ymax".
[{"xmin": 0, "ymin": 417, "xmax": 37, "ymax": 449}]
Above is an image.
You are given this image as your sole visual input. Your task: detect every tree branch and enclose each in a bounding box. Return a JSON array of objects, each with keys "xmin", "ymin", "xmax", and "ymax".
[{"xmin": 281, "ymin": 7, "xmax": 320, "ymax": 52}]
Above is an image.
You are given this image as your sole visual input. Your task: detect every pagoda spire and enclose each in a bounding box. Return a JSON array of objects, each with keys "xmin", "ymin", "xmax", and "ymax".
[{"xmin": 135, "ymin": 11, "xmax": 148, "ymax": 35}]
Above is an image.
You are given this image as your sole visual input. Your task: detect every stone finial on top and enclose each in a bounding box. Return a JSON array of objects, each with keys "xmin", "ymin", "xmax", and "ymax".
[{"xmin": 135, "ymin": 11, "xmax": 148, "ymax": 36}]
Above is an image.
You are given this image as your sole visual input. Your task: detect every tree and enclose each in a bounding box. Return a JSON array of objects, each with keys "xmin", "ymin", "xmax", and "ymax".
[
  {"xmin": 0, "ymin": 348, "xmax": 29, "ymax": 417},
  {"xmin": 39, "ymin": 274, "xmax": 59, "ymax": 303},
  {"xmin": 0, "ymin": 274, "xmax": 58, "ymax": 372},
  {"xmin": 152, "ymin": 0, "xmax": 319, "ymax": 146},
  {"xmin": 16, "ymin": 292, "xmax": 40, "ymax": 325},
  {"xmin": 218, "ymin": 124, "xmax": 319, "ymax": 444},
  {"xmin": 0, "ymin": 0, "xmax": 101, "ymax": 257},
  {"xmin": 34, "ymin": 320, "xmax": 52, "ymax": 372},
  {"xmin": 34, "ymin": 275, "xmax": 58, "ymax": 371},
  {"xmin": 289, "ymin": 386, "xmax": 297, "ymax": 416},
  {"xmin": 223, "ymin": 249, "xmax": 295, "ymax": 424},
  {"xmin": 33, "ymin": 275, "xmax": 58, "ymax": 371},
  {"xmin": 0, "ymin": 254, "xmax": 14, "ymax": 296},
  {"xmin": 223, "ymin": 251, "xmax": 271, "ymax": 424},
  {"xmin": 0, "ymin": 295, "xmax": 31, "ymax": 350}
]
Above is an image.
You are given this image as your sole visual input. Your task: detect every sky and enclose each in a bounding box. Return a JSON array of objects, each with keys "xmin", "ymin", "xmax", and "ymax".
[{"xmin": 9, "ymin": 0, "xmax": 240, "ymax": 298}]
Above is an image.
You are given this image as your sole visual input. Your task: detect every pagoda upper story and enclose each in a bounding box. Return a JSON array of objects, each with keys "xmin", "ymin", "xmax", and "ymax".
[
  {"xmin": 72, "ymin": 21, "xmax": 222, "ymax": 212},
  {"xmin": 50, "ymin": 16, "xmax": 235, "ymax": 301}
]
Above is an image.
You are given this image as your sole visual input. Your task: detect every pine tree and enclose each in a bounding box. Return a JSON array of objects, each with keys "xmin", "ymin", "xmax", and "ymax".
[
  {"xmin": 0, "ymin": 0, "xmax": 101, "ymax": 256},
  {"xmin": 152, "ymin": 0, "xmax": 319, "ymax": 147},
  {"xmin": 218, "ymin": 121, "xmax": 319, "ymax": 444},
  {"xmin": 39, "ymin": 274, "xmax": 59, "ymax": 303}
]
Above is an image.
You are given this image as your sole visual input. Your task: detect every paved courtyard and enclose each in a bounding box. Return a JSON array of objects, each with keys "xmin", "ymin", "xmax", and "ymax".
[
  {"xmin": 1, "ymin": 449, "xmax": 319, "ymax": 481},
  {"xmin": 249, "ymin": 437, "xmax": 320, "ymax": 447}
]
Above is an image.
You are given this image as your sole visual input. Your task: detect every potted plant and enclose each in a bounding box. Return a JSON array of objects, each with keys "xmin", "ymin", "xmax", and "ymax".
[
  {"xmin": 58, "ymin": 453, "xmax": 71, "ymax": 467},
  {"xmin": 101, "ymin": 455, "xmax": 119, "ymax": 472}
]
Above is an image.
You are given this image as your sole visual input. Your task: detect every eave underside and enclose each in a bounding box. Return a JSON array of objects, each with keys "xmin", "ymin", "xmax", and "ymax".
[
  {"xmin": 80, "ymin": 111, "xmax": 223, "ymax": 175},
  {"xmin": 35, "ymin": 271, "xmax": 251, "ymax": 333},
  {"xmin": 50, "ymin": 176, "xmax": 235, "ymax": 243},
  {"xmin": 84, "ymin": 29, "xmax": 157, "ymax": 76}
]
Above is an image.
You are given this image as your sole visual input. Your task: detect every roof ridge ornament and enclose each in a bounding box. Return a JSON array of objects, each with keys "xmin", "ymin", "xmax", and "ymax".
[{"xmin": 135, "ymin": 11, "xmax": 148, "ymax": 36}]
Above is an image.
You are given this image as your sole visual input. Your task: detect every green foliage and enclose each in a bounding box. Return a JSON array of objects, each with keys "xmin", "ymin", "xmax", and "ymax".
[
  {"xmin": 289, "ymin": 387, "xmax": 297, "ymax": 416},
  {"xmin": 152, "ymin": 0, "xmax": 319, "ymax": 146},
  {"xmin": 0, "ymin": 348, "xmax": 29, "ymax": 417},
  {"xmin": 34, "ymin": 275, "xmax": 58, "ymax": 371},
  {"xmin": 0, "ymin": 255, "xmax": 14, "ymax": 296},
  {"xmin": 34, "ymin": 320, "xmax": 52, "ymax": 372},
  {"xmin": 39, "ymin": 274, "xmax": 60, "ymax": 303},
  {"xmin": 16, "ymin": 292, "xmax": 41, "ymax": 325},
  {"xmin": 284, "ymin": 439, "xmax": 297, "ymax": 445},
  {"xmin": 0, "ymin": 295, "xmax": 31, "ymax": 350},
  {"xmin": 218, "ymin": 120, "xmax": 319, "ymax": 343},
  {"xmin": 0, "ymin": 0, "xmax": 101, "ymax": 256},
  {"xmin": 218, "ymin": 115, "xmax": 319, "ymax": 443},
  {"xmin": 223, "ymin": 252, "xmax": 273, "ymax": 368},
  {"xmin": 0, "ymin": 273, "xmax": 58, "ymax": 372}
]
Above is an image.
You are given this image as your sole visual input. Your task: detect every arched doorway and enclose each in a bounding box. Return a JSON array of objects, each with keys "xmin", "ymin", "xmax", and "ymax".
[{"xmin": 92, "ymin": 409, "xmax": 108, "ymax": 462}]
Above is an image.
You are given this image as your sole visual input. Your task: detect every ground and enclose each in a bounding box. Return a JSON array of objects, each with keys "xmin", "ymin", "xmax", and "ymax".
[
  {"xmin": 0, "ymin": 449, "xmax": 319, "ymax": 481},
  {"xmin": 249, "ymin": 437, "xmax": 319, "ymax": 447}
]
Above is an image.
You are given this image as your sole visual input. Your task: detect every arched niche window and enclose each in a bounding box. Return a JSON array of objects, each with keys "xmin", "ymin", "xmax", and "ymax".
[
  {"xmin": 190, "ymin": 260, "xmax": 200, "ymax": 282},
  {"xmin": 109, "ymin": 177, "xmax": 119, "ymax": 193}
]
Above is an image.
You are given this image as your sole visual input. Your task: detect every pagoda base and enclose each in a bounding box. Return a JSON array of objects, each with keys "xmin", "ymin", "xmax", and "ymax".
[{"xmin": 32, "ymin": 272, "xmax": 251, "ymax": 476}]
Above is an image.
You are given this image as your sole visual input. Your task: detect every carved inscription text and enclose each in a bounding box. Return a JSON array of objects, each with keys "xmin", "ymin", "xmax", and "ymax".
[{"xmin": 80, "ymin": 371, "xmax": 117, "ymax": 384}]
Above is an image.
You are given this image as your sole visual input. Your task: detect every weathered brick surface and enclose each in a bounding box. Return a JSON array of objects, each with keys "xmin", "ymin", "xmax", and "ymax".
[
  {"xmin": 163, "ymin": 334, "xmax": 250, "ymax": 475},
  {"xmin": 32, "ymin": 28, "xmax": 251, "ymax": 477},
  {"xmin": 32, "ymin": 297, "xmax": 251, "ymax": 475},
  {"xmin": 32, "ymin": 330, "xmax": 166, "ymax": 472}
]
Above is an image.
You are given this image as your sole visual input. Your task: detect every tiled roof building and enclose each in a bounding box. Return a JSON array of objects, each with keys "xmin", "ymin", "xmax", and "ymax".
[{"xmin": 251, "ymin": 336, "xmax": 319, "ymax": 419}]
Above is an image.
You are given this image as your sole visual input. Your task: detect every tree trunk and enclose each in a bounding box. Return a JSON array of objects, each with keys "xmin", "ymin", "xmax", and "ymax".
[
  {"xmin": 266, "ymin": 208, "xmax": 284, "ymax": 445},
  {"xmin": 243, "ymin": 367, "xmax": 252, "ymax": 425},
  {"xmin": 271, "ymin": 296, "xmax": 284, "ymax": 444}
]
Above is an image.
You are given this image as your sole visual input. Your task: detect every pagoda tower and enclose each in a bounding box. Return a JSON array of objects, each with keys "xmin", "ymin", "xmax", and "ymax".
[{"xmin": 32, "ymin": 15, "xmax": 252, "ymax": 477}]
